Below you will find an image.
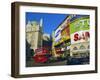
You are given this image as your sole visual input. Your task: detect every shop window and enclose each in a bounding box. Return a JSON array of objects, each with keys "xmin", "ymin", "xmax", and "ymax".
[
  {"xmin": 73, "ymin": 53, "xmax": 79, "ymax": 58},
  {"xmin": 80, "ymin": 53, "xmax": 86, "ymax": 57}
]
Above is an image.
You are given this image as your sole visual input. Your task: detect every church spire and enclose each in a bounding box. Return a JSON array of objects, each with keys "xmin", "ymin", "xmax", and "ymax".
[{"xmin": 40, "ymin": 18, "xmax": 43, "ymax": 27}]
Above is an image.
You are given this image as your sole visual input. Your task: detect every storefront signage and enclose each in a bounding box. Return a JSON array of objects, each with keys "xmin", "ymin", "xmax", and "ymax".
[
  {"xmin": 71, "ymin": 30, "xmax": 90, "ymax": 44},
  {"xmin": 54, "ymin": 27, "xmax": 61, "ymax": 42},
  {"xmin": 74, "ymin": 31, "xmax": 90, "ymax": 41},
  {"xmin": 70, "ymin": 16, "xmax": 89, "ymax": 34}
]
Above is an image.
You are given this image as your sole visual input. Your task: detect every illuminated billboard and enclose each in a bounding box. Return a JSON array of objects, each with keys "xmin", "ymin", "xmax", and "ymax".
[
  {"xmin": 61, "ymin": 25, "xmax": 70, "ymax": 41},
  {"xmin": 70, "ymin": 15, "xmax": 90, "ymax": 44},
  {"xmin": 54, "ymin": 27, "xmax": 62, "ymax": 42}
]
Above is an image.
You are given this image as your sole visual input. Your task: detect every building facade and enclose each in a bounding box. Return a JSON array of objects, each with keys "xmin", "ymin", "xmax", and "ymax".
[
  {"xmin": 52, "ymin": 16, "xmax": 71, "ymax": 58},
  {"xmin": 70, "ymin": 15, "xmax": 90, "ymax": 58},
  {"xmin": 26, "ymin": 19, "xmax": 43, "ymax": 51},
  {"xmin": 52, "ymin": 15, "xmax": 90, "ymax": 59}
]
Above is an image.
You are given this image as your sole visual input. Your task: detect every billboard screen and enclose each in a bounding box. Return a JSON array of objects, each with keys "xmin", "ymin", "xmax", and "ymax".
[
  {"xmin": 54, "ymin": 27, "xmax": 61, "ymax": 42},
  {"xmin": 70, "ymin": 15, "xmax": 90, "ymax": 44},
  {"xmin": 61, "ymin": 25, "xmax": 70, "ymax": 41}
]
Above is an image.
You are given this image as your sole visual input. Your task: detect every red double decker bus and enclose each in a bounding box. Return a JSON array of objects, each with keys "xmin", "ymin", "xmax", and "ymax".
[{"xmin": 33, "ymin": 47, "xmax": 51, "ymax": 63}]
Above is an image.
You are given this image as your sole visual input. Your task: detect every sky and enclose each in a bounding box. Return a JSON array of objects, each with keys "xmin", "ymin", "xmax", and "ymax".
[{"xmin": 26, "ymin": 12, "xmax": 68, "ymax": 35}]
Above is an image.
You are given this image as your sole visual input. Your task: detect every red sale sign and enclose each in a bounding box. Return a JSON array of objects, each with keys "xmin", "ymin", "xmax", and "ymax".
[
  {"xmin": 74, "ymin": 32, "xmax": 90, "ymax": 41},
  {"xmin": 71, "ymin": 31, "xmax": 90, "ymax": 44}
]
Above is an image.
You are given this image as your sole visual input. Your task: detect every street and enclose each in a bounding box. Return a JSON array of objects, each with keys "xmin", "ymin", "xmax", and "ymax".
[
  {"xmin": 26, "ymin": 56, "xmax": 89, "ymax": 67},
  {"xmin": 26, "ymin": 59, "xmax": 67, "ymax": 67}
]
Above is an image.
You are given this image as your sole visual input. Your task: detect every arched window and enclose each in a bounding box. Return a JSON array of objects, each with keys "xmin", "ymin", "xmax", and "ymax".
[
  {"xmin": 73, "ymin": 47, "xmax": 78, "ymax": 50},
  {"xmin": 80, "ymin": 45, "xmax": 86, "ymax": 49}
]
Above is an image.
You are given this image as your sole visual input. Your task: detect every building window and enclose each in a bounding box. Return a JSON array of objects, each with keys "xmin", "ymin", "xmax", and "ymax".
[
  {"xmin": 79, "ymin": 45, "xmax": 86, "ymax": 49},
  {"xmin": 88, "ymin": 45, "xmax": 90, "ymax": 49},
  {"xmin": 80, "ymin": 53, "xmax": 86, "ymax": 57},
  {"xmin": 73, "ymin": 46, "xmax": 78, "ymax": 50}
]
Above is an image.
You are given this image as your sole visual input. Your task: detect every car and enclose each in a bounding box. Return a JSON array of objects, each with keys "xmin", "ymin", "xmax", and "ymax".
[{"xmin": 67, "ymin": 56, "xmax": 89, "ymax": 65}]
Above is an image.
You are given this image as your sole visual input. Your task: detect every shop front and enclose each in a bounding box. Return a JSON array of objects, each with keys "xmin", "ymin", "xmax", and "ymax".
[{"xmin": 70, "ymin": 42, "xmax": 89, "ymax": 58}]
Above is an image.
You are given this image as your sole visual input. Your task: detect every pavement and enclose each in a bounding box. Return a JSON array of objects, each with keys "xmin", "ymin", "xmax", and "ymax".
[{"xmin": 26, "ymin": 57, "xmax": 89, "ymax": 67}]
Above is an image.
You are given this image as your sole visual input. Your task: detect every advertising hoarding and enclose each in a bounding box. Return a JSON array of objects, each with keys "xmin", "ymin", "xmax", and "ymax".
[
  {"xmin": 70, "ymin": 15, "xmax": 90, "ymax": 44},
  {"xmin": 54, "ymin": 26, "xmax": 62, "ymax": 42},
  {"xmin": 61, "ymin": 25, "xmax": 70, "ymax": 41}
]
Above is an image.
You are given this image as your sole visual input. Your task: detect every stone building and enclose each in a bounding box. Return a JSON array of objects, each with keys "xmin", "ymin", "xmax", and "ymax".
[{"xmin": 26, "ymin": 19, "xmax": 43, "ymax": 51}]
